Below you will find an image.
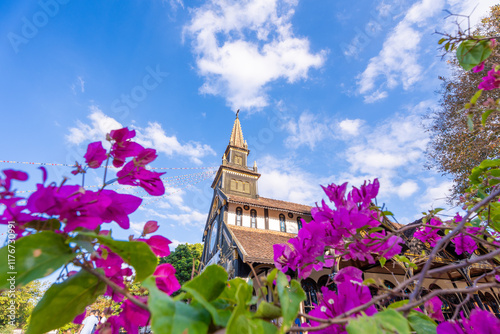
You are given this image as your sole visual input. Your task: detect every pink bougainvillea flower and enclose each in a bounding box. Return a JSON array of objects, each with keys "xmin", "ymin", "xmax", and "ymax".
[
  {"xmin": 84, "ymin": 141, "xmax": 108, "ymax": 168},
  {"xmin": 467, "ymin": 309, "xmax": 500, "ymax": 332},
  {"xmin": 143, "ymin": 220, "xmax": 159, "ymax": 235},
  {"xmin": 154, "ymin": 263, "xmax": 181, "ymax": 295},
  {"xmin": 134, "ymin": 148, "xmax": 158, "ymax": 167},
  {"xmin": 71, "ymin": 163, "xmax": 85, "ymax": 176},
  {"xmin": 117, "ymin": 161, "xmax": 165, "ymax": 196},
  {"xmin": 321, "ymin": 182, "xmax": 348, "ymax": 208},
  {"xmin": 109, "ymin": 127, "xmax": 136, "ymax": 142},
  {"xmin": 96, "ymin": 315, "xmax": 123, "ymax": 334},
  {"xmin": 478, "ymin": 66, "xmax": 500, "ymax": 90},
  {"xmin": 452, "ymin": 233, "xmax": 477, "ymax": 255},
  {"xmin": 1, "ymin": 169, "xmax": 28, "ymax": 193},
  {"xmin": 120, "ymin": 297, "xmax": 150, "ymax": 334},
  {"xmin": 362, "ymin": 230, "xmax": 404, "ymax": 259},
  {"xmin": 425, "ymin": 296, "xmax": 444, "ymax": 322},
  {"xmin": 140, "ymin": 235, "xmax": 172, "ymax": 257},
  {"xmin": 109, "ymin": 128, "xmax": 144, "ymax": 168},
  {"xmin": 334, "ymin": 266, "xmax": 363, "ymax": 284},
  {"xmin": 472, "ymin": 61, "xmax": 485, "ymax": 73},
  {"xmin": 273, "ymin": 243, "xmax": 298, "ymax": 273},
  {"xmin": 73, "ymin": 311, "xmax": 86, "ymax": 324},
  {"xmin": 436, "ymin": 321, "xmax": 464, "ymax": 334},
  {"xmin": 414, "ymin": 218, "xmax": 443, "ymax": 247},
  {"xmin": 99, "ymin": 190, "xmax": 142, "ymax": 229}
]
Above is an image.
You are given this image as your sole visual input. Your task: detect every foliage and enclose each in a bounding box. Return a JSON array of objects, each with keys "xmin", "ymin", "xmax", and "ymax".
[
  {"xmin": 0, "ymin": 281, "xmax": 49, "ymax": 330},
  {"xmin": 425, "ymin": 5, "xmax": 500, "ymax": 201},
  {"xmin": 160, "ymin": 243, "xmax": 203, "ymax": 286}
]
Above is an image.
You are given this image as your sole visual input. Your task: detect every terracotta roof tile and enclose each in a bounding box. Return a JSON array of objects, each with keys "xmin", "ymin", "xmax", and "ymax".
[
  {"xmin": 226, "ymin": 193, "xmax": 312, "ymax": 214},
  {"xmin": 227, "ymin": 224, "xmax": 295, "ymax": 264}
]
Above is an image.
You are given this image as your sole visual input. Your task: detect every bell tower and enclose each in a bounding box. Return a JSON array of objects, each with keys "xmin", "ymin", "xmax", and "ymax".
[{"xmin": 211, "ymin": 111, "xmax": 260, "ymax": 198}]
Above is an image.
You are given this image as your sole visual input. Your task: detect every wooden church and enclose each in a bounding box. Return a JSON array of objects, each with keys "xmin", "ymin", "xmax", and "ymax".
[{"xmin": 200, "ymin": 113, "xmax": 500, "ymax": 319}]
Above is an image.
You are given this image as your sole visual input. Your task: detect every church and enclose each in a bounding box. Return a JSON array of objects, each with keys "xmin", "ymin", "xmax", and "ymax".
[{"xmin": 200, "ymin": 114, "xmax": 500, "ymax": 319}]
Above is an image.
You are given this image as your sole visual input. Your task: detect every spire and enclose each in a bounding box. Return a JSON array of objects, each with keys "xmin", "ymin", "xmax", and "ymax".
[{"xmin": 229, "ymin": 109, "xmax": 247, "ymax": 149}]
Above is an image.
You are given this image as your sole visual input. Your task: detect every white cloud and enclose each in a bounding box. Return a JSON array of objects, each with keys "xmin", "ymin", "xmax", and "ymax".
[
  {"xmin": 258, "ymin": 155, "xmax": 323, "ymax": 205},
  {"xmin": 417, "ymin": 180, "xmax": 453, "ymax": 211},
  {"xmin": 338, "ymin": 118, "xmax": 364, "ymax": 136},
  {"xmin": 66, "ymin": 106, "xmax": 122, "ymax": 145},
  {"xmin": 284, "ymin": 112, "xmax": 330, "ymax": 149},
  {"xmin": 135, "ymin": 122, "xmax": 216, "ymax": 164},
  {"xmin": 184, "ymin": 0, "xmax": 325, "ymax": 110},
  {"xmin": 166, "ymin": 211, "xmax": 207, "ymax": 229},
  {"xmin": 66, "ymin": 108, "xmax": 215, "ymax": 164},
  {"xmin": 357, "ymin": 0, "xmax": 492, "ymax": 100},
  {"xmin": 396, "ymin": 180, "xmax": 419, "ymax": 198}
]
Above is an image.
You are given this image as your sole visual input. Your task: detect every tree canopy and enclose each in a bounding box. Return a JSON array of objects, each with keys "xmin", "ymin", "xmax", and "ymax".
[
  {"xmin": 160, "ymin": 243, "xmax": 203, "ymax": 286},
  {"xmin": 425, "ymin": 5, "xmax": 500, "ymax": 201}
]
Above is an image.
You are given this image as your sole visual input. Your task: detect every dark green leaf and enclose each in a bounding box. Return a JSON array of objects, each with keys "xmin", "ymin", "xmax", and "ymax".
[
  {"xmin": 275, "ymin": 272, "xmax": 306, "ymax": 333},
  {"xmin": 26, "ymin": 269, "xmax": 106, "ymax": 334},
  {"xmin": 144, "ymin": 277, "xmax": 211, "ymax": 334},
  {"xmin": 0, "ymin": 231, "xmax": 75, "ymax": 290},
  {"xmin": 254, "ymin": 301, "xmax": 282, "ymax": 320},
  {"xmin": 408, "ymin": 310, "xmax": 437, "ymax": 334},
  {"xmin": 456, "ymin": 40, "xmax": 492, "ymax": 71},
  {"xmin": 183, "ymin": 265, "xmax": 228, "ymax": 302},
  {"xmin": 220, "ymin": 277, "xmax": 251, "ymax": 305}
]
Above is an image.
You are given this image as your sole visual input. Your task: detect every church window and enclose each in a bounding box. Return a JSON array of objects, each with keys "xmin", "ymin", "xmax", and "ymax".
[
  {"xmin": 244, "ymin": 182, "xmax": 250, "ymax": 193},
  {"xmin": 237, "ymin": 180, "xmax": 243, "ymax": 191},
  {"xmin": 210, "ymin": 221, "xmax": 218, "ymax": 252},
  {"xmin": 236, "ymin": 207, "xmax": 242, "ymax": 226},
  {"xmin": 297, "ymin": 217, "xmax": 303, "ymax": 230},
  {"xmin": 235, "ymin": 155, "xmax": 242, "ymax": 165},
  {"xmin": 250, "ymin": 209, "xmax": 257, "ymax": 228},
  {"xmin": 279, "ymin": 214, "xmax": 286, "ymax": 232},
  {"xmin": 301, "ymin": 278, "xmax": 318, "ymax": 313},
  {"xmin": 230, "ymin": 179, "xmax": 236, "ymax": 191}
]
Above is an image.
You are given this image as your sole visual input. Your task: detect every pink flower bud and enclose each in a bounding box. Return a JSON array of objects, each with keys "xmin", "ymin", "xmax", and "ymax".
[{"xmin": 143, "ymin": 220, "xmax": 159, "ymax": 235}]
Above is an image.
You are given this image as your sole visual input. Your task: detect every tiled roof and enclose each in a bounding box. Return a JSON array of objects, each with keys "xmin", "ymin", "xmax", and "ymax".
[
  {"xmin": 227, "ymin": 224, "xmax": 295, "ymax": 264},
  {"xmin": 226, "ymin": 193, "xmax": 312, "ymax": 215}
]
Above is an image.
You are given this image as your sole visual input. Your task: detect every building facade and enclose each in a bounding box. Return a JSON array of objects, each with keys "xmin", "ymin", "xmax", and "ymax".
[{"xmin": 200, "ymin": 114, "xmax": 500, "ymax": 319}]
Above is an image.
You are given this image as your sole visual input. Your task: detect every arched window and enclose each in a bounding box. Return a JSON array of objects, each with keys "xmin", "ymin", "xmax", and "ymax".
[
  {"xmin": 279, "ymin": 214, "xmax": 286, "ymax": 232},
  {"xmin": 297, "ymin": 217, "xmax": 303, "ymax": 230},
  {"xmin": 317, "ymin": 275, "xmax": 336, "ymax": 292},
  {"xmin": 250, "ymin": 209, "xmax": 257, "ymax": 228},
  {"xmin": 301, "ymin": 279, "xmax": 318, "ymax": 314},
  {"xmin": 236, "ymin": 207, "xmax": 242, "ymax": 226},
  {"xmin": 209, "ymin": 221, "xmax": 218, "ymax": 252}
]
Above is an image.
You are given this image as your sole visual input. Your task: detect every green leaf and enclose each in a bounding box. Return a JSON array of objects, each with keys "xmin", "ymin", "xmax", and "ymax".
[
  {"xmin": 438, "ymin": 37, "xmax": 447, "ymax": 45},
  {"xmin": 467, "ymin": 113, "xmax": 474, "ymax": 131},
  {"xmin": 22, "ymin": 218, "xmax": 61, "ymax": 231},
  {"xmin": 26, "ymin": 269, "xmax": 106, "ymax": 334},
  {"xmin": 470, "ymin": 89, "xmax": 483, "ymax": 105},
  {"xmin": 408, "ymin": 310, "xmax": 437, "ymax": 334},
  {"xmin": 183, "ymin": 265, "xmax": 228, "ymax": 302},
  {"xmin": 363, "ymin": 278, "xmax": 377, "ymax": 286},
  {"xmin": 182, "ymin": 265, "xmax": 230, "ymax": 326},
  {"xmin": 382, "ymin": 211, "xmax": 394, "ymax": 216},
  {"xmin": 456, "ymin": 39, "xmax": 492, "ymax": 71},
  {"xmin": 80, "ymin": 232, "xmax": 157, "ymax": 282},
  {"xmin": 379, "ymin": 257, "xmax": 386, "ymax": 268},
  {"xmin": 482, "ymin": 109, "xmax": 496, "ymax": 126},
  {"xmin": 347, "ymin": 309, "xmax": 410, "ymax": 334},
  {"xmin": 0, "ymin": 231, "xmax": 75, "ymax": 290},
  {"xmin": 275, "ymin": 272, "xmax": 306, "ymax": 333},
  {"xmin": 387, "ymin": 299, "xmax": 409, "ymax": 309},
  {"xmin": 143, "ymin": 277, "xmax": 211, "ymax": 334},
  {"xmin": 220, "ymin": 277, "xmax": 251, "ymax": 305},
  {"xmin": 254, "ymin": 301, "xmax": 282, "ymax": 320}
]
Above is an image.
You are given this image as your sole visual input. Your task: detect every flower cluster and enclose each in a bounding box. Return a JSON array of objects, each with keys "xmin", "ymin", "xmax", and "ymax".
[
  {"xmin": 437, "ymin": 309, "xmax": 500, "ymax": 333},
  {"xmin": 478, "ymin": 65, "xmax": 500, "ymax": 90},
  {"xmin": 0, "ymin": 127, "xmax": 181, "ymax": 334},
  {"xmin": 274, "ymin": 179, "xmax": 404, "ymax": 278},
  {"xmin": 307, "ymin": 267, "xmax": 377, "ymax": 333},
  {"xmin": 413, "ymin": 214, "xmax": 480, "ymax": 256}
]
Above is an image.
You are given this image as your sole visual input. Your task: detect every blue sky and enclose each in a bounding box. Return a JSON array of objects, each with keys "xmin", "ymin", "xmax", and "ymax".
[{"xmin": 0, "ymin": 0, "xmax": 495, "ymax": 247}]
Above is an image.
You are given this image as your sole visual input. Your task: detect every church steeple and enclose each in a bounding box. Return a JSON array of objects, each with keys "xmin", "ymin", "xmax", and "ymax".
[
  {"xmin": 211, "ymin": 111, "xmax": 260, "ymax": 199},
  {"xmin": 228, "ymin": 110, "xmax": 248, "ymax": 149}
]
